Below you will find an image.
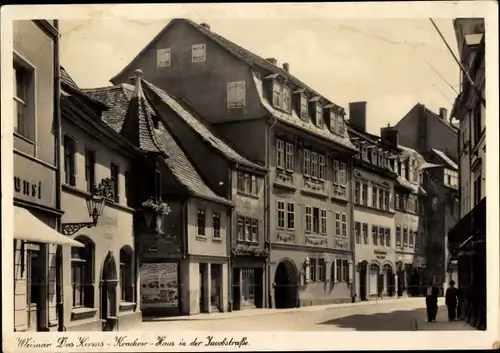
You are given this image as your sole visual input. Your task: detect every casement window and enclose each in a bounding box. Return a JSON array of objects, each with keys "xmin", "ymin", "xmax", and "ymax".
[
  {"xmin": 119, "ymin": 247, "xmax": 134, "ymax": 303},
  {"xmin": 318, "ymin": 259, "xmax": 326, "ymax": 282},
  {"xmin": 385, "ymin": 228, "xmax": 391, "ymax": 247},
  {"xmin": 64, "ymin": 135, "xmax": 76, "ymax": 186},
  {"xmin": 330, "ymin": 110, "xmax": 345, "ymax": 136},
  {"xmin": 277, "ymin": 201, "xmax": 285, "ymax": 229},
  {"xmin": 157, "ymin": 48, "xmax": 171, "ymax": 67},
  {"xmin": 354, "ymin": 182, "xmax": 360, "ymax": 204},
  {"xmin": 197, "ymin": 209, "xmax": 206, "ymax": 236},
  {"xmin": 237, "ymin": 216, "xmax": 245, "ymax": 240},
  {"xmin": 362, "ymin": 147, "xmax": 369, "ymax": 161},
  {"xmin": 408, "ymin": 195, "xmax": 415, "ymax": 213},
  {"xmin": 110, "ymin": 163, "xmax": 120, "ymax": 203},
  {"xmin": 251, "ymin": 220, "xmax": 258, "ymax": 242},
  {"xmin": 355, "ymin": 222, "xmax": 361, "ymax": 244},
  {"xmin": 276, "ymin": 139, "xmax": 285, "ymax": 169},
  {"xmin": 378, "ymin": 227, "xmax": 385, "ymax": 246},
  {"xmin": 285, "ymin": 143, "xmax": 294, "ymax": 172},
  {"xmin": 383, "ymin": 190, "xmax": 390, "ymax": 211},
  {"xmin": 84, "ymin": 148, "xmax": 96, "ymax": 193},
  {"xmin": 396, "ymin": 225, "xmax": 401, "ymax": 246},
  {"xmin": 409, "ymin": 230, "xmax": 414, "ymax": 248},
  {"xmin": 362, "ymin": 183, "xmax": 368, "ymax": 206},
  {"xmin": 342, "ymin": 260, "xmax": 349, "ymax": 282},
  {"xmin": 378, "ymin": 188, "xmax": 384, "ymax": 210},
  {"xmin": 286, "ymin": 202, "xmax": 295, "ymax": 230},
  {"xmin": 336, "ymin": 259, "xmax": 342, "ymax": 282},
  {"xmin": 309, "ymin": 258, "xmax": 317, "ymax": 281},
  {"xmin": 371, "ymin": 151, "xmax": 378, "ymax": 165},
  {"xmin": 341, "ymin": 213, "xmax": 347, "ymax": 237},
  {"xmin": 213, "ymin": 212, "xmax": 221, "ymax": 238},
  {"xmin": 305, "ymin": 206, "xmax": 312, "ymax": 233},
  {"xmin": 372, "ymin": 225, "xmax": 378, "ymax": 245},
  {"xmin": 191, "ymin": 44, "xmax": 206, "ymax": 63},
  {"xmin": 372, "ymin": 186, "xmax": 378, "ymax": 208},
  {"xmin": 312, "ymin": 207, "xmax": 320, "ymax": 234},
  {"xmin": 333, "ymin": 160, "xmax": 347, "ymax": 185},
  {"xmin": 395, "ymin": 192, "xmax": 400, "ymax": 210},
  {"xmin": 362, "ymin": 223, "xmax": 369, "ymax": 244},
  {"xmin": 311, "ymin": 152, "xmax": 318, "ymax": 179},
  {"xmin": 335, "ymin": 213, "xmax": 341, "ymax": 236},
  {"xmin": 403, "ymin": 226, "xmax": 408, "ymax": 246},
  {"xmin": 245, "ymin": 218, "xmax": 252, "ymax": 241},
  {"xmin": 237, "ymin": 172, "xmax": 258, "ymax": 196},
  {"xmin": 300, "ymin": 94, "xmax": 309, "ymax": 120},
  {"xmin": 272, "ymin": 83, "xmax": 283, "ymax": 108},
  {"xmin": 71, "ymin": 237, "xmax": 94, "ymax": 308},
  {"xmin": 227, "ymin": 81, "xmax": 246, "ymax": 108},
  {"xmin": 13, "ymin": 55, "xmax": 35, "ymax": 140},
  {"xmin": 283, "ymin": 87, "xmax": 292, "ymax": 112},
  {"xmin": 318, "ymin": 154, "xmax": 326, "ymax": 180},
  {"xmin": 320, "ymin": 209, "xmax": 327, "ymax": 234},
  {"xmin": 303, "ymin": 149, "xmax": 311, "ymax": 176},
  {"xmin": 315, "ymin": 104, "xmax": 323, "ymax": 128}
]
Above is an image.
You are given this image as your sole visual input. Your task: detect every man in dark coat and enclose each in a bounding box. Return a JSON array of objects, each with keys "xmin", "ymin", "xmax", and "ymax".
[
  {"xmin": 445, "ymin": 280, "xmax": 459, "ymax": 321},
  {"xmin": 425, "ymin": 281, "xmax": 439, "ymax": 322}
]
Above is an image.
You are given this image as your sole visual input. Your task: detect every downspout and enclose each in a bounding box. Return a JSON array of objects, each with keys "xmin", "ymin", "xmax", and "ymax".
[
  {"xmin": 53, "ymin": 20, "xmax": 65, "ymax": 332},
  {"xmin": 227, "ymin": 166, "xmax": 234, "ymax": 312},
  {"xmin": 467, "ymin": 108, "xmax": 473, "ymax": 291},
  {"xmin": 182, "ymin": 198, "xmax": 189, "ymax": 315},
  {"xmin": 348, "ymin": 158, "xmax": 356, "ymax": 300},
  {"xmin": 265, "ymin": 116, "xmax": 278, "ymax": 308}
]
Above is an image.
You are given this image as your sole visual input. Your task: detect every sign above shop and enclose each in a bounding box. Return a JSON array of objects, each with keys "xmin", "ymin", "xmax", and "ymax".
[
  {"xmin": 374, "ymin": 249, "xmax": 387, "ymax": 260},
  {"xmin": 14, "ymin": 176, "xmax": 41, "ymax": 199}
]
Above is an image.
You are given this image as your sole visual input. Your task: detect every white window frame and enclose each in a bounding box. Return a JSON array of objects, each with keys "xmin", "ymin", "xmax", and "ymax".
[
  {"xmin": 285, "ymin": 142, "xmax": 294, "ymax": 172},
  {"xmin": 354, "ymin": 181, "xmax": 360, "ymax": 204},
  {"xmin": 277, "ymin": 201, "xmax": 285, "ymax": 229},
  {"xmin": 316, "ymin": 104, "xmax": 323, "ymax": 127},
  {"xmin": 362, "ymin": 183, "xmax": 368, "ymax": 206},
  {"xmin": 305, "ymin": 206, "xmax": 312, "ymax": 233},
  {"xmin": 272, "ymin": 82, "xmax": 283, "ymax": 109},
  {"xmin": 276, "ymin": 139, "xmax": 285, "ymax": 169},
  {"xmin": 341, "ymin": 213, "xmax": 347, "ymax": 237},
  {"xmin": 300, "ymin": 94, "xmax": 309, "ymax": 120},
  {"xmin": 339, "ymin": 162, "xmax": 347, "ymax": 185},
  {"xmin": 311, "ymin": 152, "xmax": 318, "ymax": 179},
  {"xmin": 191, "ymin": 43, "xmax": 207, "ymax": 63},
  {"xmin": 320, "ymin": 209, "xmax": 327, "ymax": 234},
  {"xmin": 303, "ymin": 149, "xmax": 311, "ymax": 177},
  {"xmin": 227, "ymin": 81, "xmax": 246, "ymax": 109},
  {"xmin": 354, "ymin": 222, "xmax": 361, "ymax": 244},
  {"xmin": 13, "ymin": 51, "xmax": 36, "ymax": 143},
  {"xmin": 283, "ymin": 86, "xmax": 292, "ymax": 112},
  {"xmin": 335, "ymin": 213, "xmax": 341, "ymax": 236},
  {"xmin": 286, "ymin": 202, "xmax": 295, "ymax": 230},
  {"xmin": 333, "ymin": 160, "xmax": 340, "ymax": 184},
  {"xmin": 156, "ymin": 48, "xmax": 171, "ymax": 68},
  {"xmin": 396, "ymin": 225, "xmax": 401, "ymax": 246},
  {"xmin": 318, "ymin": 154, "xmax": 326, "ymax": 181}
]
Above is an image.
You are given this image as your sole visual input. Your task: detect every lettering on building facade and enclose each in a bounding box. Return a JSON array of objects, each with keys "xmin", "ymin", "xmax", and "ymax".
[
  {"xmin": 374, "ymin": 249, "xmax": 387, "ymax": 260},
  {"xmin": 305, "ymin": 235, "xmax": 327, "ymax": 247},
  {"xmin": 276, "ymin": 232, "xmax": 294, "ymax": 243},
  {"xmin": 14, "ymin": 176, "xmax": 42, "ymax": 199}
]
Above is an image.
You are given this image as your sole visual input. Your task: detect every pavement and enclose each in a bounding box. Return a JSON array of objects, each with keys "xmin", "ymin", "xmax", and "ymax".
[{"xmin": 133, "ymin": 297, "xmax": 475, "ymax": 331}]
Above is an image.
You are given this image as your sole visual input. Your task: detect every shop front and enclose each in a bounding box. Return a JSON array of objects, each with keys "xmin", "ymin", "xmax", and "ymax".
[
  {"xmin": 356, "ymin": 247, "xmax": 397, "ymax": 300},
  {"xmin": 395, "ymin": 252, "xmax": 427, "ymax": 297}
]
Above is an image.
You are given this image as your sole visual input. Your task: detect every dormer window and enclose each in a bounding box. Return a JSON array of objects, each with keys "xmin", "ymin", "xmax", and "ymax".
[
  {"xmin": 300, "ymin": 94, "xmax": 309, "ymax": 120},
  {"xmin": 401, "ymin": 161, "xmax": 406, "ymax": 179},
  {"xmin": 330, "ymin": 109, "xmax": 345, "ymax": 136},
  {"xmin": 315, "ymin": 104, "xmax": 323, "ymax": 128},
  {"xmin": 272, "ymin": 82, "xmax": 291, "ymax": 112}
]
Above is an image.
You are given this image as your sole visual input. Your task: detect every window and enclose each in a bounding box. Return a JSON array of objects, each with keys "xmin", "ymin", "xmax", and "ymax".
[
  {"xmin": 395, "ymin": 192, "xmax": 400, "ymax": 209},
  {"xmin": 119, "ymin": 247, "xmax": 134, "ymax": 303},
  {"xmin": 378, "ymin": 188, "xmax": 384, "ymax": 210},
  {"xmin": 283, "ymin": 87, "xmax": 291, "ymax": 112},
  {"xmin": 330, "ymin": 111, "xmax": 345, "ymax": 136},
  {"xmin": 125, "ymin": 171, "xmax": 132, "ymax": 207},
  {"xmin": 445, "ymin": 169, "xmax": 459, "ymax": 189},
  {"xmin": 320, "ymin": 209, "xmax": 327, "ymax": 234},
  {"xmin": 311, "ymin": 152, "xmax": 318, "ymax": 179},
  {"xmin": 372, "ymin": 225, "xmax": 378, "ymax": 245},
  {"xmin": 227, "ymin": 81, "xmax": 246, "ymax": 108},
  {"xmin": 237, "ymin": 216, "xmax": 245, "ymax": 240},
  {"xmin": 157, "ymin": 48, "xmax": 171, "ymax": 67},
  {"xmin": 251, "ymin": 220, "xmax": 258, "ymax": 242},
  {"xmin": 277, "ymin": 201, "xmax": 285, "ymax": 229},
  {"xmin": 110, "ymin": 163, "xmax": 120, "ymax": 203},
  {"xmin": 336, "ymin": 259, "xmax": 342, "ymax": 282},
  {"xmin": 355, "ymin": 222, "xmax": 361, "ymax": 244},
  {"xmin": 362, "ymin": 183, "xmax": 368, "ymax": 206},
  {"xmin": 385, "ymin": 228, "xmax": 391, "ymax": 247},
  {"xmin": 378, "ymin": 227, "xmax": 385, "ymax": 246},
  {"xmin": 342, "ymin": 260, "xmax": 349, "ymax": 282},
  {"xmin": 401, "ymin": 162, "xmax": 406, "ymax": 179},
  {"xmin": 84, "ymin": 148, "xmax": 96, "ymax": 193},
  {"xmin": 245, "ymin": 218, "xmax": 251, "ymax": 241},
  {"xmin": 272, "ymin": 83, "xmax": 283, "ymax": 108},
  {"xmin": 409, "ymin": 230, "xmax": 414, "ymax": 248},
  {"xmin": 287, "ymin": 203, "xmax": 295, "ymax": 230},
  {"xmin": 473, "ymin": 172, "xmax": 482, "ymax": 205},
  {"xmin": 383, "ymin": 190, "xmax": 390, "ymax": 211},
  {"xmin": 315, "ymin": 104, "xmax": 323, "ymax": 127},
  {"xmin": 305, "ymin": 206, "xmax": 312, "ymax": 233},
  {"xmin": 396, "ymin": 225, "xmax": 401, "ymax": 246},
  {"xmin": 27, "ymin": 249, "xmax": 39, "ymax": 308},
  {"xmin": 64, "ymin": 135, "xmax": 76, "ymax": 186},
  {"xmin": 318, "ymin": 154, "xmax": 326, "ymax": 180},
  {"xmin": 335, "ymin": 213, "xmax": 341, "ymax": 236},
  {"xmin": 303, "ymin": 149, "xmax": 311, "ymax": 176},
  {"xmin": 354, "ymin": 182, "xmax": 360, "ymax": 204},
  {"xmin": 237, "ymin": 172, "xmax": 258, "ymax": 196},
  {"xmin": 191, "ymin": 44, "xmax": 206, "ymax": 63},
  {"xmin": 318, "ymin": 259, "xmax": 326, "ymax": 282},
  {"xmin": 71, "ymin": 238, "xmax": 94, "ymax": 308},
  {"xmin": 300, "ymin": 94, "xmax": 309, "ymax": 120},
  {"xmin": 285, "ymin": 143, "xmax": 294, "ymax": 172},
  {"xmin": 362, "ymin": 147, "xmax": 369, "ymax": 161},
  {"xmin": 362, "ymin": 223, "xmax": 369, "ymax": 244},
  {"xmin": 213, "ymin": 213, "xmax": 221, "ymax": 238},
  {"xmin": 276, "ymin": 139, "xmax": 285, "ymax": 169},
  {"xmin": 13, "ymin": 57, "xmax": 34, "ymax": 140},
  {"xmin": 197, "ymin": 209, "xmax": 206, "ymax": 236},
  {"xmin": 341, "ymin": 213, "xmax": 347, "ymax": 237},
  {"xmin": 372, "ymin": 186, "xmax": 378, "ymax": 208},
  {"xmin": 312, "ymin": 207, "xmax": 320, "ymax": 233},
  {"xmin": 403, "ymin": 226, "xmax": 408, "ymax": 246},
  {"xmin": 309, "ymin": 258, "xmax": 317, "ymax": 281},
  {"xmin": 371, "ymin": 151, "xmax": 378, "ymax": 165}
]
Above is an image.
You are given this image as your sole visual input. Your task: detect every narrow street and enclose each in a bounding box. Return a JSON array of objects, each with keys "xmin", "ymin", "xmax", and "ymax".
[{"xmin": 137, "ymin": 298, "xmax": 474, "ymax": 331}]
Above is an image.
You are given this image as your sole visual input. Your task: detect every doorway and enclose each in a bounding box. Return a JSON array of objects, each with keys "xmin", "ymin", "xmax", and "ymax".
[
  {"xmin": 358, "ymin": 261, "xmax": 368, "ymax": 301},
  {"xmin": 100, "ymin": 251, "xmax": 117, "ymax": 331},
  {"xmin": 199, "ymin": 263, "xmax": 207, "ymax": 313},
  {"xmin": 274, "ymin": 260, "xmax": 298, "ymax": 309},
  {"xmin": 384, "ymin": 264, "xmax": 395, "ymax": 297}
]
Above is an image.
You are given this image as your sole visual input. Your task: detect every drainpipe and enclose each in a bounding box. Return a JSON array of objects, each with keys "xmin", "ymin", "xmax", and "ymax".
[
  {"xmin": 227, "ymin": 166, "xmax": 234, "ymax": 312},
  {"xmin": 265, "ymin": 116, "xmax": 278, "ymax": 308},
  {"xmin": 467, "ymin": 108, "xmax": 473, "ymax": 293},
  {"xmin": 348, "ymin": 158, "xmax": 356, "ymax": 300},
  {"xmin": 53, "ymin": 20, "xmax": 64, "ymax": 332}
]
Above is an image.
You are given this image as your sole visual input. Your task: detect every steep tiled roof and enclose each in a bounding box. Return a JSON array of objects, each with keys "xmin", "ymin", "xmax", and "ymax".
[
  {"xmin": 431, "ymin": 148, "xmax": 458, "ymax": 170},
  {"xmin": 83, "ymin": 83, "xmax": 232, "ymax": 206},
  {"xmin": 142, "ymin": 80, "xmax": 266, "ymax": 171},
  {"xmin": 61, "ymin": 67, "xmax": 80, "ymax": 91}
]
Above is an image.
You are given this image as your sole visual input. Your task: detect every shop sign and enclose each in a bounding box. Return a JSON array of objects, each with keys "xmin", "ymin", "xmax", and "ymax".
[
  {"xmin": 374, "ymin": 249, "xmax": 387, "ymax": 260},
  {"xmin": 14, "ymin": 176, "xmax": 42, "ymax": 199}
]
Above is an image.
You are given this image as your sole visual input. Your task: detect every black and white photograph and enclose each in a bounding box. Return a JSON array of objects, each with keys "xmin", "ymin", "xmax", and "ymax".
[{"xmin": 1, "ymin": 2, "xmax": 498, "ymax": 352}]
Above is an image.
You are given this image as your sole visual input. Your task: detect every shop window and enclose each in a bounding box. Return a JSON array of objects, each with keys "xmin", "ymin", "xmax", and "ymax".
[
  {"xmin": 119, "ymin": 246, "xmax": 134, "ymax": 303},
  {"xmin": 72, "ymin": 236, "xmax": 95, "ymax": 308}
]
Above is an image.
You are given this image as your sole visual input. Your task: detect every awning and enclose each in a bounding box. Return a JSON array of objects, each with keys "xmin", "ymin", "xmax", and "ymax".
[{"xmin": 14, "ymin": 206, "xmax": 84, "ymax": 247}]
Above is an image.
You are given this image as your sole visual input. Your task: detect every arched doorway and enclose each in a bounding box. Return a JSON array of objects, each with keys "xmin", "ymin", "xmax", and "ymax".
[
  {"xmin": 101, "ymin": 251, "xmax": 118, "ymax": 331},
  {"xmin": 383, "ymin": 264, "xmax": 395, "ymax": 297},
  {"xmin": 358, "ymin": 261, "xmax": 368, "ymax": 301},
  {"xmin": 396, "ymin": 262, "xmax": 405, "ymax": 297},
  {"xmin": 274, "ymin": 260, "xmax": 299, "ymax": 309},
  {"xmin": 369, "ymin": 263, "xmax": 380, "ymax": 297}
]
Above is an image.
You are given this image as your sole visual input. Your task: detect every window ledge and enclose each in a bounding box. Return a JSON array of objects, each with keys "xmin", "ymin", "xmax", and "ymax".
[
  {"xmin": 14, "ymin": 132, "xmax": 35, "ymax": 145},
  {"xmin": 196, "ymin": 235, "xmax": 208, "ymax": 242},
  {"xmin": 119, "ymin": 301, "xmax": 136, "ymax": 312},
  {"xmin": 71, "ymin": 307, "xmax": 98, "ymax": 321},
  {"xmin": 212, "ymin": 237, "xmax": 223, "ymax": 243},
  {"xmin": 354, "ymin": 203, "xmax": 395, "ymax": 215}
]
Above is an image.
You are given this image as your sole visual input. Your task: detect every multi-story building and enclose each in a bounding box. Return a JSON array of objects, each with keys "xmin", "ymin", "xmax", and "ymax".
[
  {"xmin": 348, "ymin": 105, "xmax": 400, "ymax": 301},
  {"xmin": 108, "ymin": 18, "xmax": 358, "ymax": 308},
  {"xmin": 448, "ymin": 18, "xmax": 486, "ymax": 330},
  {"xmin": 58, "ymin": 68, "xmax": 142, "ymax": 331},
  {"xmin": 12, "ymin": 20, "xmax": 85, "ymax": 332}
]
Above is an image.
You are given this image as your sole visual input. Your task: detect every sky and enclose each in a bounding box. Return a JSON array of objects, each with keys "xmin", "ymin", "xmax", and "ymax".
[{"xmin": 59, "ymin": 16, "xmax": 460, "ymax": 135}]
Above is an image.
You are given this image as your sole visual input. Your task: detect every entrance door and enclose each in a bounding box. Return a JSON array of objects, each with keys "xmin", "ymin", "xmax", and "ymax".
[
  {"xmin": 199, "ymin": 264, "xmax": 206, "ymax": 313},
  {"xmin": 232, "ymin": 268, "xmax": 241, "ymax": 311},
  {"xmin": 369, "ymin": 264, "xmax": 379, "ymax": 296},
  {"xmin": 100, "ymin": 252, "xmax": 117, "ymax": 331},
  {"xmin": 274, "ymin": 260, "xmax": 298, "ymax": 309},
  {"xmin": 210, "ymin": 264, "xmax": 221, "ymax": 312},
  {"xmin": 27, "ymin": 248, "xmax": 42, "ymax": 331},
  {"xmin": 359, "ymin": 262, "xmax": 367, "ymax": 301}
]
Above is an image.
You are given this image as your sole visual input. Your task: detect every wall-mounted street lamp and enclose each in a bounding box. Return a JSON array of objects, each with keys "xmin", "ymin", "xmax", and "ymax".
[{"xmin": 61, "ymin": 178, "xmax": 113, "ymax": 236}]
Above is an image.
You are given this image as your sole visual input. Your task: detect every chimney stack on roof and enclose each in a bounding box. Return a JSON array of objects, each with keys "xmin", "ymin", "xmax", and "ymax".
[
  {"xmin": 130, "ymin": 69, "xmax": 144, "ymax": 98},
  {"xmin": 348, "ymin": 101, "xmax": 367, "ymax": 133},
  {"xmin": 283, "ymin": 63, "xmax": 290, "ymax": 73},
  {"xmin": 265, "ymin": 58, "xmax": 277, "ymax": 66},
  {"xmin": 380, "ymin": 125, "xmax": 400, "ymax": 147},
  {"xmin": 200, "ymin": 23, "xmax": 211, "ymax": 31},
  {"xmin": 439, "ymin": 107, "xmax": 448, "ymax": 120}
]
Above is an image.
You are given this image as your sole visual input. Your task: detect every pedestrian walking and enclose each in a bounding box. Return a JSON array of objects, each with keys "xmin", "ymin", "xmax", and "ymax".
[
  {"xmin": 445, "ymin": 280, "xmax": 459, "ymax": 321},
  {"xmin": 425, "ymin": 281, "xmax": 439, "ymax": 322}
]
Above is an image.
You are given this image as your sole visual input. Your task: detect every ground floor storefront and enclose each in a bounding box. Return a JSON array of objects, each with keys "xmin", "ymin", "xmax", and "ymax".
[
  {"xmin": 394, "ymin": 252, "xmax": 428, "ymax": 297},
  {"xmin": 269, "ymin": 246, "xmax": 353, "ymax": 309},
  {"xmin": 231, "ymin": 257, "xmax": 266, "ymax": 310}
]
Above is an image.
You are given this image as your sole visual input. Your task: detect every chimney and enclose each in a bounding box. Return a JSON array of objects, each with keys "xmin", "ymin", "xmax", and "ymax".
[
  {"xmin": 200, "ymin": 23, "xmax": 211, "ymax": 31},
  {"xmin": 348, "ymin": 101, "xmax": 367, "ymax": 133},
  {"xmin": 265, "ymin": 57, "xmax": 277, "ymax": 66},
  {"xmin": 380, "ymin": 125, "xmax": 400, "ymax": 147},
  {"xmin": 439, "ymin": 107, "xmax": 448, "ymax": 120},
  {"xmin": 283, "ymin": 63, "xmax": 290, "ymax": 73}
]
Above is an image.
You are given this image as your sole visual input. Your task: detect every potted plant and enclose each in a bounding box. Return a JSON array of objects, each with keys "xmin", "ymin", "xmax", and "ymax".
[{"xmin": 141, "ymin": 197, "xmax": 171, "ymax": 235}]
